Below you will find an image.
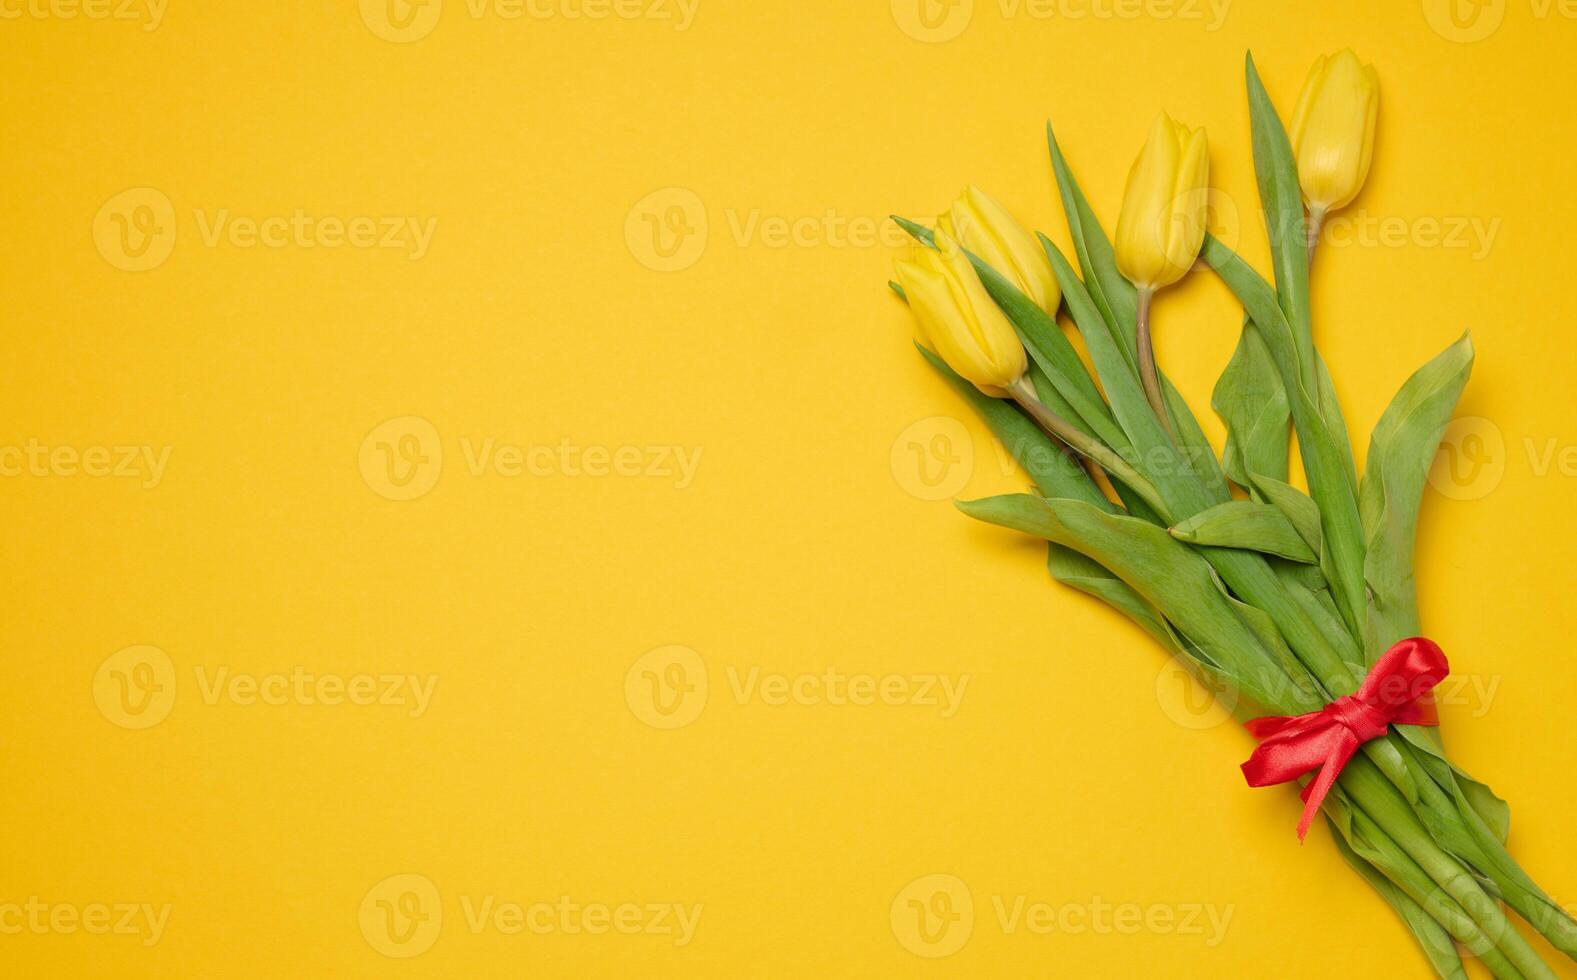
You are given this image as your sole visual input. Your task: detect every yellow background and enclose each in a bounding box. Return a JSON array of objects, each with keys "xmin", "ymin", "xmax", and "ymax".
[{"xmin": 3, "ymin": 0, "xmax": 1576, "ymax": 976}]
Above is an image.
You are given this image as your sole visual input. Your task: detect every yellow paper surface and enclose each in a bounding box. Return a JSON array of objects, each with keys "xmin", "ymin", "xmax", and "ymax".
[{"xmin": 3, "ymin": 2, "xmax": 1575, "ymax": 976}]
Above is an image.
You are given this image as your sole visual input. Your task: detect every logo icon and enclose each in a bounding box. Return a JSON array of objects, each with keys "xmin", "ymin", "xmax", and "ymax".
[
  {"xmin": 93, "ymin": 645, "xmax": 177, "ymax": 729},
  {"xmin": 625, "ymin": 645, "xmax": 708, "ymax": 729},
  {"xmin": 360, "ymin": 0, "xmax": 443, "ymax": 42},
  {"xmin": 1428, "ymin": 416, "xmax": 1505, "ymax": 501},
  {"xmin": 1422, "ymin": 0, "xmax": 1506, "ymax": 42},
  {"xmin": 891, "ymin": 0, "xmax": 974, "ymax": 42},
  {"xmin": 93, "ymin": 188, "xmax": 177, "ymax": 272},
  {"xmin": 359, "ymin": 416, "xmax": 443, "ymax": 501},
  {"xmin": 1154, "ymin": 658, "xmax": 1237, "ymax": 731},
  {"xmin": 625, "ymin": 188, "xmax": 708, "ymax": 272},
  {"xmin": 359, "ymin": 873, "xmax": 442, "ymax": 957},
  {"xmin": 1160, "ymin": 186, "xmax": 1242, "ymax": 255},
  {"xmin": 891, "ymin": 873, "xmax": 973, "ymax": 958},
  {"xmin": 890, "ymin": 416, "xmax": 973, "ymax": 501}
]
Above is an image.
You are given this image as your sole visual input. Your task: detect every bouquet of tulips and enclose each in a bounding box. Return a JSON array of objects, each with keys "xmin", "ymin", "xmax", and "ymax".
[{"xmin": 887, "ymin": 51, "xmax": 1575, "ymax": 977}]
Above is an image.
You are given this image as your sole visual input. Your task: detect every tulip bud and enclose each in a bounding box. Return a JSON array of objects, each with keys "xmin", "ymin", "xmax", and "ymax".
[
  {"xmin": 936, "ymin": 186, "xmax": 1062, "ymax": 316},
  {"xmin": 1288, "ymin": 49, "xmax": 1378, "ymax": 215},
  {"xmin": 1114, "ymin": 112, "xmax": 1211, "ymax": 293},
  {"xmin": 894, "ymin": 229, "xmax": 1027, "ymax": 395}
]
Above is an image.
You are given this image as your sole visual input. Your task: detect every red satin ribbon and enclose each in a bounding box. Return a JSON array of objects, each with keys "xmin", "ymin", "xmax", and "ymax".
[{"xmin": 1241, "ymin": 637, "xmax": 1449, "ymax": 840}]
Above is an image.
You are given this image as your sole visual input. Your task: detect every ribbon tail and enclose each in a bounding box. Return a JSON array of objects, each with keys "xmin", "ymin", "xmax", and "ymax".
[
  {"xmin": 1295, "ymin": 739, "xmax": 1358, "ymax": 842},
  {"xmin": 1241, "ymin": 720, "xmax": 1344, "ymax": 788},
  {"xmin": 1239, "ymin": 638, "xmax": 1450, "ymax": 837}
]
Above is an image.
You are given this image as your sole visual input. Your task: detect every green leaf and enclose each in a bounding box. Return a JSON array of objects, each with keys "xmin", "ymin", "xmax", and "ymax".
[
  {"xmin": 1044, "ymin": 240, "xmax": 1233, "ymax": 515},
  {"xmin": 917, "ymin": 343, "xmax": 1110, "ymax": 511},
  {"xmin": 893, "ymin": 215, "xmax": 1128, "ymax": 455},
  {"xmin": 1162, "ymin": 381, "xmax": 1232, "ymax": 506},
  {"xmin": 1454, "ymin": 765, "xmax": 1512, "ymax": 846},
  {"xmin": 917, "ymin": 344, "xmax": 1190, "ymax": 658},
  {"xmin": 976, "ymin": 261, "xmax": 1131, "ymax": 451},
  {"xmin": 1359, "ymin": 333, "xmax": 1474, "ymax": 655},
  {"xmin": 1043, "ymin": 240, "xmax": 1198, "ymax": 505},
  {"xmin": 1025, "ymin": 360, "xmax": 1084, "ymax": 444},
  {"xmin": 1045, "ymin": 129, "xmax": 1230, "ymax": 502},
  {"xmin": 1243, "ymin": 54, "xmax": 1361, "ymax": 518},
  {"xmin": 1202, "ymin": 234, "xmax": 1367, "ymax": 639},
  {"xmin": 1210, "ymin": 579, "xmax": 1321, "ymax": 706},
  {"xmin": 1248, "ymin": 475, "xmax": 1324, "ymax": 555},
  {"xmin": 903, "ymin": 284, "xmax": 1115, "ymax": 513},
  {"xmin": 1024, "ymin": 359, "xmax": 1168, "ymax": 524},
  {"xmin": 1272, "ymin": 560, "xmax": 1364, "ymax": 669},
  {"xmin": 1254, "ymin": 479, "xmax": 1351, "ymax": 650},
  {"xmin": 1316, "ymin": 353, "xmax": 1359, "ymax": 493},
  {"xmin": 1169, "ymin": 500, "xmax": 1317, "ymax": 563},
  {"xmin": 1039, "ymin": 148, "xmax": 1355, "ymax": 701},
  {"xmin": 1244, "ymin": 54, "xmax": 1314, "ymax": 395},
  {"xmin": 1213, "ymin": 318, "xmax": 1290, "ymax": 487},
  {"xmin": 1045, "ymin": 545, "xmax": 1174, "ymax": 646},
  {"xmin": 955, "ymin": 493, "xmax": 1318, "ymax": 714},
  {"xmin": 1046, "ymin": 121, "xmax": 1138, "ymax": 358},
  {"xmin": 1057, "ymin": 240, "xmax": 1357, "ymax": 697}
]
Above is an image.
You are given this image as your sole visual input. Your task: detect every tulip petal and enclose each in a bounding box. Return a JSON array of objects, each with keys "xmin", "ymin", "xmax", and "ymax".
[
  {"xmin": 893, "ymin": 230, "xmax": 1026, "ymax": 392},
  {"xmin": 1115, "ymin": 112, "xmax": 1208, "ymax": 292},
  {"xmin": 1290, "ymin": 49, "xmax": 1379, "ymax": 212}
]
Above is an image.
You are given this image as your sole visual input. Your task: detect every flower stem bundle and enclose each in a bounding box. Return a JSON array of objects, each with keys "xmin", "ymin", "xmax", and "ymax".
[{"xmin": 887, "ymin": 51, "xmax": 1576, "ymax": 977}]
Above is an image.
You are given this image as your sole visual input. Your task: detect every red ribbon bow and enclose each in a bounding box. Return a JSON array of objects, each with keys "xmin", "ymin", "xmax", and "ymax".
[{"xmin": 1241, "ymin": 637, "xmax": 1449, "ymax": 840}]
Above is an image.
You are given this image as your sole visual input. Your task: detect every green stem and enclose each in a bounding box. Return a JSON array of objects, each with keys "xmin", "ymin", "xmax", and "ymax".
[
  {"xmin": 1306, "ymin": 205, "xmax": 1327, "ymax": 262},
  {"xmin": 1336, "ymin": 805, "xmax": 1523, "ymax": 979},
  {"xmin": 1299, "ymin": 198, "xmax": 1571, "ymax": 966},
  {"xmin": 1134, "ymin": 288, "xmax": 1173, "ymax": 439},
  {"xmin": 1340, "ymin": 756, "xmax": 1558, "ymax": 980},
  {"xmin": 1396, "ymin": 738, "xmax": 1577, "ymax": 961},
  {"xmin": 1007, "ymin": 376, "xmax": 1172, "ymax": 522}
]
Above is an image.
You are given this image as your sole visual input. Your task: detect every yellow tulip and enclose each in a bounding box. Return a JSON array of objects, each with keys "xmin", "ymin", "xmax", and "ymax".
[
  {"xmin": 1114, "ymin": 112, "xmax": 1210, "ymax": 294},
  {"xmin": 937, "ymin": 186, "xmax": 1061, "ymax": 316},
  {"xmin": 1289, "ymin": 49, "xmax": 1379, "ymax": 215},
  {"xmin": 894, "ymin": 229, "xmax": 1027, "ymax": 394}
]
